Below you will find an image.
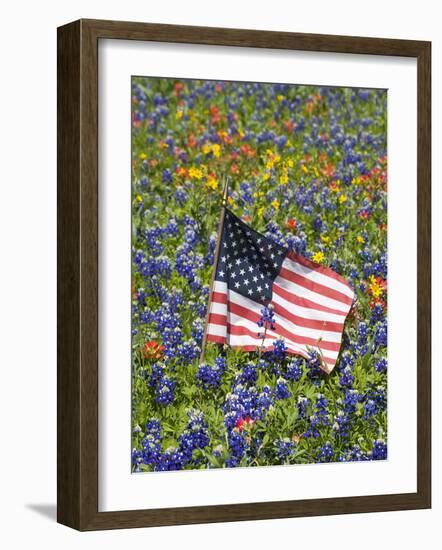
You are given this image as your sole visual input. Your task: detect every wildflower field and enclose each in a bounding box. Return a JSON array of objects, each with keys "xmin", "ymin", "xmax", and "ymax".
[{"xmin": 131, "ymin": 78, "xmax": 388, "ymax": 472}]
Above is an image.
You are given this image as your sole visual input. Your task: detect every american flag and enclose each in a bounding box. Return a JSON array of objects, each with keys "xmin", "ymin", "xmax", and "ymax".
[{"xmin": 205, "ymin": 209, "xmax": 355, "ymax": 373}]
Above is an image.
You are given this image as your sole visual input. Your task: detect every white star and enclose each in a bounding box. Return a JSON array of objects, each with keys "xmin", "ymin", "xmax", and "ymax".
[
  {"xmin": 253, "ymin": 276, "xmax": 258, "ymax": 282},
  {"xmin": 270, "ymin": 253, "xmax": 275, "ymax": 259},
  {"xmin": 219, "ymin": 271, "xmax": 225, "ymax": 277},
  {"xmin": 240, "ymin": 269, "xmax": 245, "ymax": 276},
  {"xmin": 228, "ymin": 263, "xmax": 233, "ymax": 269},
  {"xmin": 231, "ymin": 272, "xmax": 237, "ymax": 279},
  {"xmin": 248, "ymin": 265, "xmax": 254, "ymax": 272},
  {"xmin": 257, "ymin": 285, "xmax": 262, "ymax": 292},
  {"xmin": 221, "ymin": 256, "xmax": 226, "ymax": 262},
  {"xmin": 234, "ymin": 282, "xmax": 240, "ymax": 288},
  {"xmin": 235, "ymin": 258, "xmax": 242, "ymax": 266},
  {"xmin": 248, "ymin": 289, "xmax": 253, "ymax": 295},
  {"xmin": 273, "ymin": 262, "xmax": 278, "ymax": 268},
  {"xmin": 244, "ymin": 279, "xmax": 250, "ymax": 286},
  {"xmin": 257, "ymin": 238, "xmax": 262, "ymax": 244},
  {"xmin": 265, "ymin": 283, "xmax": 269, "ymax": 289},
  {"xmin": 267, "ymin": 244, "xmax": 272, "ymax": 250}
]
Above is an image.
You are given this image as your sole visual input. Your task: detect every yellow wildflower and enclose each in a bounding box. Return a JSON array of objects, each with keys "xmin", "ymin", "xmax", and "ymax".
[
  {"xmin": 212, "ymin": 143, "xmax": 221, "ymax": 158},
  {"xmin": 202, "ymin": 143, "xmax": 212, "ymax": 155},
  {"xmin": 139, "ymin": 152, "xmax": 147, "ymax": 161},
  {"xmin": 135, "ymin": 194, "xmax": 143, "ymax": 203},
  {"xmin": 257, "ymin": 206, "xmax": 265, "ymax": 217},
  {"xmin": 368, "ymin": 275, "xmax": 383, "ymax": 298},
  {"xmin": 227, "ymin": 196, "xmax": 235, "ymax": 207},
  {"xmin": 263, "ymin": 172, "xmax": 270, "ymax": 181},
  {"xmin": 312, "ymin": 251, "xmax": 325, "ymax": 264},
  {"xmin": 271, "ymin": 199, "xmax": 280, "ymax": 210},
  {"xmin": 301, "ymin": 164, "xmax": 308, "ymax": 174},
  {"xmin": 287, "ymin": 158, "xmax": 294, "ymax": 168},
  {"xmin": 277, "ymin": 94, "xmax": 285, "ymax": 101},
  {"xmin": 175, "ymin": 110, "xmax": 184, "ymax": 120},
  {"xmin": 279, "ymin": 172, "xmax": 289, "ymax": 185},
  {"xmin": 320, "ymin": 235, "xmax": 330, "ymax": 244},
  {"xmin": 314, "ymin": 167, "xmax": 320, "ymax": 177},
  {"xmin": 357, "ymin": 235, "xmax": 365, "ymax": 244},
  {"xmin": 205, "ymin": 176, "xmax": 218, "ymax": 190},
  {"xmin": 188, "ymin": 166, "xmax": 203, "ymax": 180},
  {"xmin": 338, "ymin": 194, "xmax": 347, "ymax": 204}
]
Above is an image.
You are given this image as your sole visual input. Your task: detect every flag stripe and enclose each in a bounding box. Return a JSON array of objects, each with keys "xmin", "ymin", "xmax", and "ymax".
[
  {"xmin": 279, "ymin": 265, "xmax": 353, "ymax": 306},
  {"xmin": 288, "ymin": 252, "xmax": 354, "ymax": 290},
  {"xmin": 285, "ymin": 253, "xmax": 354, "ymax": 299},
  {"xmin": 272, "ymin": 282, "xmax": 348, "ymax": 318},
  {"xmin": 276, "ymin": 270, "xmax": 350, "ymax": 313},
  {"xmin": 209, "ymin": 286, "xmax": 341, "ymax": 356},
  {"xmin": 213, "ymin": 288, "xmax": 343, "ymax": 343}
]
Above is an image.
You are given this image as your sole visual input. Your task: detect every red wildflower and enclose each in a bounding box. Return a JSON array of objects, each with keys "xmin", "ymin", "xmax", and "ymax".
[
  {"xmin": 240, "ymin": 144, "xmax": 256, "ymax": 158},
  {"xmin": 370, "ymin": 297, "xmax": 386, "ymax": 311},
  {"xmin": 283, "ymin": 120, "xmax": 295, "ymax": 132},
  {"xmin": 235, "ymin": 416, "xmax": 254, "ymax": 432},
  {"xmin": 174, "ymin": 82, "xmax": 184, "ymax": 95},
  {"xmin": 187, "ymin": 134, "xmax": 197, "ymax": 148},
  {"xmin": 286, "ymin": 218, "xmax": 297, "ymax": 231},
  {"xmin": 142, "ymin": 340, "xmax": 165, "ymax": 360}
]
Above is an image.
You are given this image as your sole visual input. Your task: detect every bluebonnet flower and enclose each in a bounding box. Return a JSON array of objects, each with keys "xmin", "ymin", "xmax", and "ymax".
[
  {"xmin": 374, "ymin": 357, "xmax": 387, "ymax": 373},
  {"xmin": 317, "ymin": 443, "xmax": 334, "ymax": 462},
  {"xmin": 155, "ymin": 376, "xmax": 175, "ymax": 406},
  {"xmin": 257, "ymin": 304, "xmax": 275, "ymax": 331},
  {"xmin": 197, "ymin": 357, "xmax": 226, "ymax": 390},
  {"xmin": 371, "ymin": 439, "xmax": 387, "ymax": 460},
  {"xmin": 275, "ymin": 378, "xmax": 291, "ymax": 400},
  {"xmin": 275, "ymin": 438, "xmax": 296, "ymax": 462},
  {"xmin": 286, "ymin": 358, "xmax": 304, "ymax": 381}
]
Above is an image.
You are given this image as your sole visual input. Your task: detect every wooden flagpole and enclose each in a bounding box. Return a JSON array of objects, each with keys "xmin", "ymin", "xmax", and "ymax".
[{"xmin": 199, "ymin": 177, "xmax": 229, "ymax": 365}]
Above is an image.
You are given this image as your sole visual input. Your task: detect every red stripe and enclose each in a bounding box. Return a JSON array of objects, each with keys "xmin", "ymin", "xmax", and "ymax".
[
  {"xmin": 271, "ymin": 300, "xmax": 344, "ymax": 333},
  {"xmin": 273, "ymin": 283, "xmax": 347, "ymax": 317},
  {"xmin": 206, "ymin": 334, "xmax": 227, "ymax": 344},
  {"xmin": 279, "ymin": 266, "xmax": 353, "ymax": 306},
  {"xmin": 208, "ymin": 313, "xmax": 228, "ymax": 326},
  {"xmin": 287, "ymin": 251, "xmax": 354, "ymax": 291},
  {"xmin": 227, "ymin": 301, "xmax": 341, "ymax": 353},
  {"xmin": 211, "ymin": 291, "xmax": 227, "ymax": 304}
]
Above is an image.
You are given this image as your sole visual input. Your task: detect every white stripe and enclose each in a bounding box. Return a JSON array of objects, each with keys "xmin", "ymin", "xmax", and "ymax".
[
  {"xmin": 228, "ymin": 308, "xmax": 342, "ymax": 345},
  {"xmin": 212, "ymin": 284, "xmax": 342, "ymax": 347},
  {"xmin": 213, "ymin": 280, "xmax": 228, "ymax": 293},
  {"xmin": 207, "ymin": 323, "xmax": 227, "ymax": 337},
  {"xmin": 210, "ymin": 309, "xmax": 339, "ymax": 360},
  {"xmin": 272, "ymin": 285, "xmax": 347, "ymax": 323},
  {"xmin": 210, "ymin": 301, "xmax": 228, "ymax": 315},
  {"xmin": 284, "ymin": 257, "xmax": 354, "ymax": 299},
  {"xmin": 275, "ymin": 273, "xmax": 350, "ymax": 313}
]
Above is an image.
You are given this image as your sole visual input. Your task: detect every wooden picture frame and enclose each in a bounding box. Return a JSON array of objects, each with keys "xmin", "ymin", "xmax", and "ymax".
[{"xmin": 57, "ymin": 19, "xmax": 431, "ymax": 530}]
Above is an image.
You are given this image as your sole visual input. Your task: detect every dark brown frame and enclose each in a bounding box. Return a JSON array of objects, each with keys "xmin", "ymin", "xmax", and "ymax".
[{"xmin": 57, "ymin": 19, "xmax": 431, "ymax": 531}]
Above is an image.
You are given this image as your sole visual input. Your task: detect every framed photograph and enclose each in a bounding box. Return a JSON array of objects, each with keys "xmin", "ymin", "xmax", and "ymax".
[{"xmin": 57, "ymin": 19, "xmax": 431, "ymax": 530}]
